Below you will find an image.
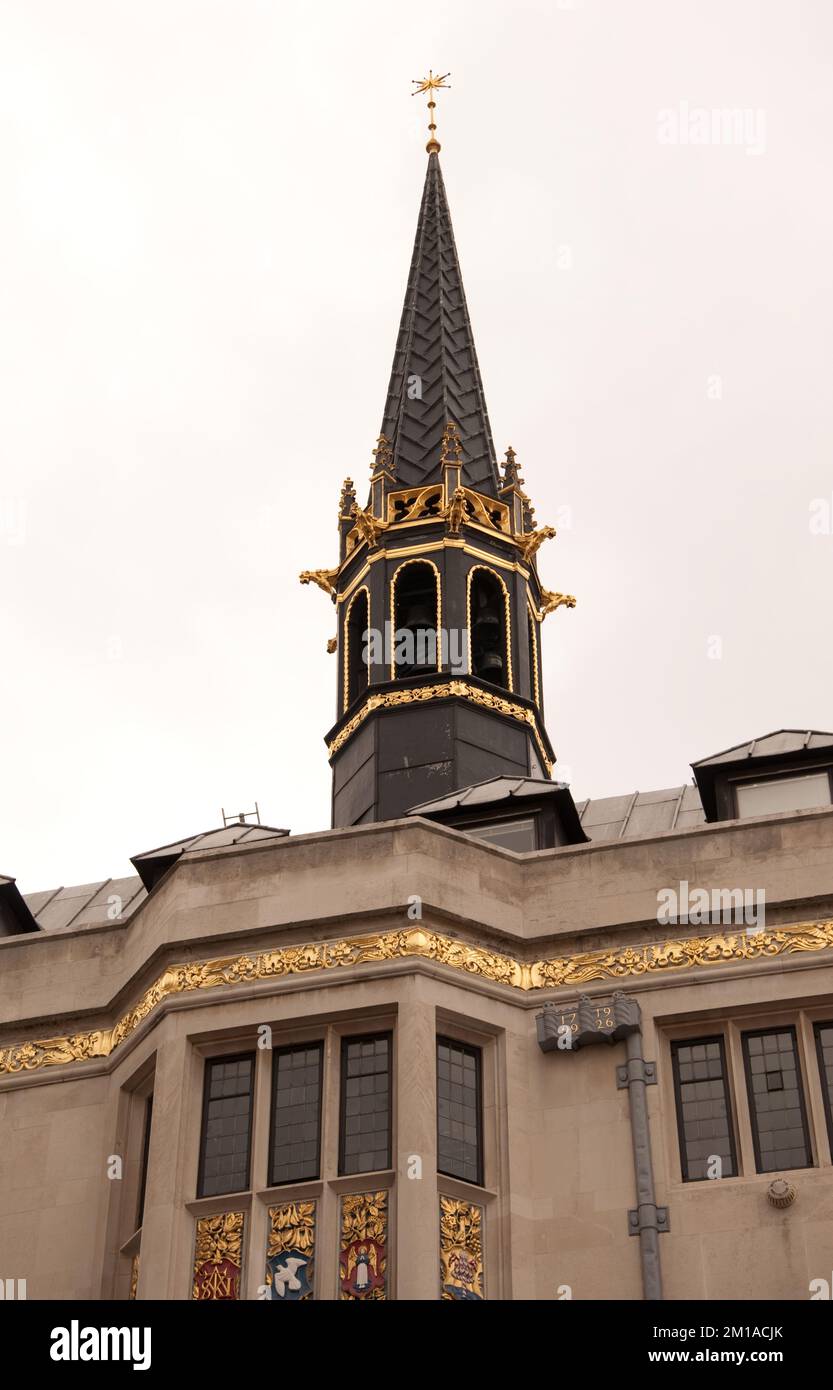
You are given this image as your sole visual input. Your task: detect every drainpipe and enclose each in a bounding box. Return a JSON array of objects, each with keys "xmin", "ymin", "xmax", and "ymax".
[{"xmin": 537, "ymin": 991, "xmax": 668, "ymax": 1301}]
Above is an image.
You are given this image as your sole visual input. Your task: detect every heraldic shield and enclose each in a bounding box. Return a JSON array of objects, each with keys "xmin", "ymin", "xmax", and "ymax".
[{"xmin": 266, "ymin": 1250, "xmax": 313, "ymax": 1300}]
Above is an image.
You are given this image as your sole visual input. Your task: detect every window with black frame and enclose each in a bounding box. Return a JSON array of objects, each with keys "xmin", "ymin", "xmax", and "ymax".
[
  {"xmin": 197, "ymin": 1054, "xmax": 255, "ymax": 1198},
  {"xmin": 671, "ymin": 1037, "xmax": 737, "ymax": 1181},
  {"xmin": 813, "ymin": 1022, "xmax": 833, "ymax": 1156},
  {"xmin": 269, "ymin": 1043, "xmax": 323, "ymax": 1185},
  {"xmin": 437, "ymin": 1037, "xmax": 483, "ymax": 1186},
  {"xmin": 339, "ymin": 1034, "xmax": 392, "ymax": 1175},
  {"xmin": 742, "ymin": 1027, "xmax": 812, "ymax": 1173}
]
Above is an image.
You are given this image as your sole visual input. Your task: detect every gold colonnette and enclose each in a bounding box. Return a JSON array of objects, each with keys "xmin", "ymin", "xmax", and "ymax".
[
  {"xmin": 326, "ymin": 680, "xmax": 549, "ymax": 769},
  {"xmin": 527, "ymin": 606, "xmax": 540, "ymax": 707},
  {"xmin": 3, "ymin": 921, "xmax": 833, "ymax": 1078}
]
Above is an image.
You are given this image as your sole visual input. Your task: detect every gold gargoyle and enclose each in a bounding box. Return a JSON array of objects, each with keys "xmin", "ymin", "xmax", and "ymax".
[
  {"xmin": 445, "ymin": 486, "xmax": 467, "ymax": 535},
  {"xmin": 516, "ymin": 525, "xmax": 557, "ymax": 563},
  {"xmin": 299, "ymin": 567, "xmax": 339, "ymax": 599},
  {"xmin": 349, "ymin": 502, "xmax": 388, "ymax": 549},
  {"xmin": 539, "ymin": 587, "xmax": 577, "ymax": 619}
]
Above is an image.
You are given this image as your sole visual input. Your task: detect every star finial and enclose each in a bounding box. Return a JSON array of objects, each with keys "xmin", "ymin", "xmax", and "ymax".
[{"xmin": 411, "ymin": 70, "xmax": 451, "ymax": 154}]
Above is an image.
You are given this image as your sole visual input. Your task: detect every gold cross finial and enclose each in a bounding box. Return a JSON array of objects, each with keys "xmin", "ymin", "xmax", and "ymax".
[{"xmin": 412, "ymin": 70, "xmax": 450, "ymax": 154}]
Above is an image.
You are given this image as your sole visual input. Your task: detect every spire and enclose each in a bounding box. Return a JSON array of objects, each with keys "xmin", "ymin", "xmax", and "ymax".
[{"xmin": 377, "ymin": 153, "xmax": 501, "ymax": 498}]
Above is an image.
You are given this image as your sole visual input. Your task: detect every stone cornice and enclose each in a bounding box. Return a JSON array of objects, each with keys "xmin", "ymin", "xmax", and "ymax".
[{"xmin": 2, "ymin": 919, "xmax": 833, "ymax": 1078}]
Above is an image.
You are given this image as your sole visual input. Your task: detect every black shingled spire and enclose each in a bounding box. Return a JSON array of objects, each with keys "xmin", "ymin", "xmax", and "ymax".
[{"xmin": 378, "ymin": 153, "xmax": 501, "ymax": 498}]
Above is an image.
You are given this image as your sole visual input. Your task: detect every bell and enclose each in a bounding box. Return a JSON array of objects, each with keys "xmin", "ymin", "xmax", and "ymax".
[
  {"xmin": 476, "ymin": 650, "xmax": 504, "ymax": 678},
  {"xmin": 402, "ymin": 601, "xmax": 435, "ymax": 633}
]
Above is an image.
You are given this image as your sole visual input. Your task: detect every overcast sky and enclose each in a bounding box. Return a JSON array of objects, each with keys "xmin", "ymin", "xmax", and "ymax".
[{"xmin": 2, "ymin": 0, "xmax": 832, "ymax": 890}]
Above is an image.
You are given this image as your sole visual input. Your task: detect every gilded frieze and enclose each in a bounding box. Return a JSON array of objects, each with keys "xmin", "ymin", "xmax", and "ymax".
[{"xmin": 3, "ymin": 921, "xmax": 833, "ymax": 1078}]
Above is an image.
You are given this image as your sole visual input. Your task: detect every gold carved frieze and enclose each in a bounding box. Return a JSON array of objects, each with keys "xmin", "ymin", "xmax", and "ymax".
[
  {"xmin": 325, "ymin": 679, "xmax": 550, "ymax": 770},
  {"xmin": 3, "ymin": 922, "xmax": 833, "ymax": 1079}
]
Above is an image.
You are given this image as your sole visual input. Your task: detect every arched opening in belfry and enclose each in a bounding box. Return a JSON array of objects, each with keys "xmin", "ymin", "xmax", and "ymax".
[
  {"xmin": 470, "ymin": 568, "xmax": 509, "ymax": 690},
  {"xmin": 392, "ymin": 561, "xmax": 439, "ymax": 679},
  {"xmin": 345, "ymin": 588, "xmax": 369, "ymax": 708}
]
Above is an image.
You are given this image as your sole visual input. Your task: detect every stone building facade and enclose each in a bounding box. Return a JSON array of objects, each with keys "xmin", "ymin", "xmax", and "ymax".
[{"xmin": 2, "ymin": 127, "xmax": 833, "ymax": 1304}]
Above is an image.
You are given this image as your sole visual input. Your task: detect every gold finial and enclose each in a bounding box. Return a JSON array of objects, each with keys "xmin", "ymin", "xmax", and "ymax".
[{"xmin": 412, "ymin": 70, "xmax": 451, "ymax": 154}]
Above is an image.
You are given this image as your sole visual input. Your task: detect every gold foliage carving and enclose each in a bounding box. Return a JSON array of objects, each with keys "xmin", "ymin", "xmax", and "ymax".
[
  {"xmin": 4, "ymin": 922, "xmax": 833, "ymax": 1078},
  {"xmin": 440, "ymin": 1196, "xmax": 484, "ymax": 1300},
  {"xmin": 267, "ymin": 1201, "xmax": 316, "ymax": 1259},
  {"xmin": 194, "ymin": 1210, "xmax": 244, "ymax": 1269},
  {"xmin": 192, "ymin": 1211, "xmax": 245, "ymax": 1300},
  {"xmin": 265, "ymin": 1201, "xmax": 316, "ymax": 1300},
  {"xmin": 326, "ymin": 680, "xmax": 549, "ymax": 770},
  {"xmin": 340, "ymin": 1191, "xmax": 387, "ymax": 1300}
]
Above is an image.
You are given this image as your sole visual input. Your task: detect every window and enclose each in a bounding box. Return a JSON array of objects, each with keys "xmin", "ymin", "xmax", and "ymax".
[
  {"xmin": 437, "ymin": 1038, "xmax": 483, "ymax": 1186},
  {"xmin": 814, "ymin": 1023, "xmax": 833, "ymax": 1155},
  {"xmin": 735, "ymin": 770, "xmax": 831, "ymax": 818},
  {"xmin": 469, "ymin": 568, "xmax": 509, "ymax": 689},
  {"xmin": 269, "ymin": 1044, "xmax": 323, "ymax": 1186},
  {"xmin": 136, "ymin": 1094, "xmax": 153, "ymax": 1228},
  {"xmin": 391, "ymin": 562, "xmax": 439, "ymax": 678},
  {"xmin": 345, "ymin": 589, "xmax": 369, "ymax": 708},
  {"xmin": 463, "ymin": 817, "xmax": 537, "ymax": 852},
  {"xmin": 339, "ymin": 1034, "xmax": 392, "ymax": 1175},
  {"xmin": 671, "ymin": 1038, "xmax": 737, "ymax": 1182},
  {"xmin": 197, "ymin": 1054, "xmax": 255, "ymax": 1198},
  {"xmin": 742, "ymin": 1028, "xmax": 811, "ymax": 1173}
]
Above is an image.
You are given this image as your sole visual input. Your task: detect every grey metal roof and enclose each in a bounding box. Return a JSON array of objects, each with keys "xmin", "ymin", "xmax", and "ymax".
[
  {"xmin": 574, "ymin": 784, "xmax": 706, "ymax": 842},
  {"xmin": 18, "ymin": 825, "xmax": 290, "ymax": 931},
  {"xmin": 407, "ymin": 776, "xmax": 571, "ymax": 815},
  {"xmin": 693, "ymin": 729, "xmax": 833, "ymax": 768},
  {"xmin": 378, "ymin": 153, "xmax": 501, "ymax": 498},
  {"xmin": 131, "ymin": 823, "xmax": 290, "ymax": 891},
  {"xmin": 22, "ymin": 876, "xmax": 147, "ymax": 932}
]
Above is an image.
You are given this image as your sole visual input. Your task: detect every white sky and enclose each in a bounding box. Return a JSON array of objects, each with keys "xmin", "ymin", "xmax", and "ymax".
[{"xmin": 2, "ymin": 0, "xmax": 832, "ymax": 890}]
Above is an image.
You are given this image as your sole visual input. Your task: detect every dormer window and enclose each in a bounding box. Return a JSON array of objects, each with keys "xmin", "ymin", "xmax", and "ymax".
[
  {"xmin": 734, "ymin": 770, "xmax": 832, "ymax": 818},
  {"xmin": 692, "ymin": 730, "xmax": 833, "ymax": 824}
]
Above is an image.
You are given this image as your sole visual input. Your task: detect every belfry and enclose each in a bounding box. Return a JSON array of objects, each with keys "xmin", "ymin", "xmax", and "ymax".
[{"xmin": 301, "ymin": 75, "xmax": 575, "ymax": 827}]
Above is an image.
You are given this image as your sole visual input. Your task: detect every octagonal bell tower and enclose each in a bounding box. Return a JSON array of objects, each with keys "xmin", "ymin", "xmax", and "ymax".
[{"xmin": 300, "ymin": 94, "xmax": 575, "ymax": 827}]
